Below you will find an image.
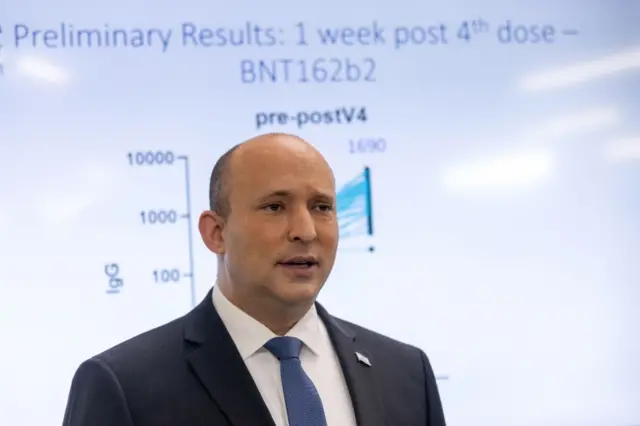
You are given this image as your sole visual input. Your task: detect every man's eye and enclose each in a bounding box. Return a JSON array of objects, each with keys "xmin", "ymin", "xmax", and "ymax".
[
  {"xmin": 264, "ymin": 204, "xmax": 283, "ymax": 212},
  {"xmin": 316, "ymin": 204, "xmax": 334, "ymax": 212}
]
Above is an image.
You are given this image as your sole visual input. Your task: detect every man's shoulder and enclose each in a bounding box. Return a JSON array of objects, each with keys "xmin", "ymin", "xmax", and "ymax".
[
  {"xmin": 330, "ymin": 315, "xmax": 425, "ymax": 358},
  {"xmin": 326, "ymin": 314, "xmax": 433, "ymax": 388},
  {"xmin": 327, "ymin": 316, "xmax": 446, "ymax": 425},
  {"xmin": 91, "ymin": 313, "xmax": 187, "ymax": 370}
]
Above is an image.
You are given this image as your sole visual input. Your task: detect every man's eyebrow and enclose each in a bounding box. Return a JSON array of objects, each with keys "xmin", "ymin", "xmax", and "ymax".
[
  {"xmin": 258, "ymin": 190, "xmax": 335, "ymax": 203},
  {"xmin": 259, "ymin": 190, "xmax": 293, "ymax": 201},
  {"xmin": 315, "ymin": 193, "xmax": 336, "ymax": 203}
]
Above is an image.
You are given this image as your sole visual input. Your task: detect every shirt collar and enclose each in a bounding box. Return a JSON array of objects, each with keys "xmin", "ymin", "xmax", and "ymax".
[{"xmin": 212, "ymin": 284, "xmax": 323, "ymax": 360}]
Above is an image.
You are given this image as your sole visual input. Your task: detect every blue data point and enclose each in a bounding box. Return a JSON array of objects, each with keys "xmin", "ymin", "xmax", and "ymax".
[{"xmin": 337, "ymin": 167, "xmax": 374, "ymax": 240}]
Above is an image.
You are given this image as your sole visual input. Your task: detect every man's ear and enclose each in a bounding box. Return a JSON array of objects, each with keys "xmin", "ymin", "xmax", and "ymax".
[{"xmin": 198, "ymin": 210, "xmax": 226, "ymax": 254}]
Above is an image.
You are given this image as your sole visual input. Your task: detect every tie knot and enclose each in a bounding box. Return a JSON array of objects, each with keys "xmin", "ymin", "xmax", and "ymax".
[{"xmin": 264, "ymin": 336, "xmax": 303, "ymax": 360}]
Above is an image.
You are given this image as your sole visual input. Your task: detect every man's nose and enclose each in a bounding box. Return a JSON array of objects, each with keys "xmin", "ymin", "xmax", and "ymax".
[{"xmin": 288, "ymin": 208, "xmax": 317, "ymax": 243}]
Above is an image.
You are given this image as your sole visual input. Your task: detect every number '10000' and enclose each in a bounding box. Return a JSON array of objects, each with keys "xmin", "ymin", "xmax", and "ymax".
[{"xmin": 127, "ymin": 151, "xmax": 175, "ymax": 166}]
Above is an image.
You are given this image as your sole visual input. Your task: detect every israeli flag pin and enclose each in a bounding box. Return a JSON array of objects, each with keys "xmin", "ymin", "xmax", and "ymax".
[{"xmin": 355, "ymin": 352, "xmax": 371, "ymax": 367}]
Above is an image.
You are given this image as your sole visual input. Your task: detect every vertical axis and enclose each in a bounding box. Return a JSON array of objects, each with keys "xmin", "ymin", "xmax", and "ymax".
[
  {"xmin": 364, "ymin": 166, "xmax": 374, "ymax": 236},
  {"xmin": 0, "ymin": 25, "xmax": 4, "ymax": 76},
  {"xmin": 178, "ymin": 155, "xmax": 196, "ymax": 308}
]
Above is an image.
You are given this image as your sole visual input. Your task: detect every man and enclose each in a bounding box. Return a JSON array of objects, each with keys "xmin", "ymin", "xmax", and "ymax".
[{"xmin": 62, "ymin": 133, "xmax": 446, "ymax": 425}]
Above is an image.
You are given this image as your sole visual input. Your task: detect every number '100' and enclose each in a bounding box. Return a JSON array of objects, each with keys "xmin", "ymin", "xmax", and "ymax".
[
  {"xmin": 128, "ymin": 151, "xmax": 175, "ymax": 166},
  {"xmin": 153, "ymin": 269, "xmax": 181, "ymax": 283}
]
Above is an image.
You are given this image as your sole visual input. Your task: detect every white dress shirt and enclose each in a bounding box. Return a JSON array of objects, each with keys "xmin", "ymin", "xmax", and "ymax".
[{"xmin": 212, "ymin": 285, "xmax": 357, "ymax": 426}]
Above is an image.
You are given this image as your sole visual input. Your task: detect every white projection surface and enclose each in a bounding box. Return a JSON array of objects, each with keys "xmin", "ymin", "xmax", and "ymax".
[{"xmin": 1, "ymin": 1, "xmax": 639, "ymax": 425}]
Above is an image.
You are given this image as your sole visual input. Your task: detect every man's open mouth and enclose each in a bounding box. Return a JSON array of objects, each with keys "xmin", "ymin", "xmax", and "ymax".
[{"xmin": 278, "ymin": 256, "xmax": 319, "ymax": 268}]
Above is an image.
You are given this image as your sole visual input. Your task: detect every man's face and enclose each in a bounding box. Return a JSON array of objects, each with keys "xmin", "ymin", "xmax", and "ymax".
[{"xmin": 220, "ymin": 141, "xmax": 339, "ymax": 307}]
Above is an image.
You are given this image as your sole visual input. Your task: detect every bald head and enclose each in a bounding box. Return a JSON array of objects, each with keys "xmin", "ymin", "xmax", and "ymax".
[
  {"xmin": 208, "ymin": 133, "xmax": 333, "ymax": 218},
  {"xmin": 199, "ymin": 132, "xmax": 340, "ymax": 333}
]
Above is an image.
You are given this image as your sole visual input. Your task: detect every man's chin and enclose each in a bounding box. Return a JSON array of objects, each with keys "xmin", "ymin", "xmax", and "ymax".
[{"xmin": 273, "ymin": 280, "xmax": 322, "ymax": 305}]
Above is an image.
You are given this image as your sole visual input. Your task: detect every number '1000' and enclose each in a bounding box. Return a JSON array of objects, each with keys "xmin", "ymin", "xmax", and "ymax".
[{"xmin": 140, "ymin": 210, "xmax": 178, "ymax": 225}]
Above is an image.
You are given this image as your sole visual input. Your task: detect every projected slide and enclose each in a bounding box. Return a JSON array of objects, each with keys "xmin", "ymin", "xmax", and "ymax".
[{"xmin": 1, "ymin": 1, "xmax": 639, "ymax": 426}]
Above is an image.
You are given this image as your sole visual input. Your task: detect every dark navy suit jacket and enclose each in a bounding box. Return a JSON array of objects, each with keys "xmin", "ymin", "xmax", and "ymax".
[{"xmin": 62, "ymin": 289, "xmax": 446, "ymax": 425}]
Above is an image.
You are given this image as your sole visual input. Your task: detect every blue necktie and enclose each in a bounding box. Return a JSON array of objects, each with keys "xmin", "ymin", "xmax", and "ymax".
[{"xmin": 264, "ymin": 336, "xmax": 327, "ymax": 426}]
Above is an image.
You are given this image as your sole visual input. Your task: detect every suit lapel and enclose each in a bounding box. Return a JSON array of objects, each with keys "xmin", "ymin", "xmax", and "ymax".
[
  {"xmin": 183, "ymin": 290, "xmax": 275, "ymax": 426},
  {"xmin": 317, "ymin": 303, "xmax": 388, "ymax": 426}
]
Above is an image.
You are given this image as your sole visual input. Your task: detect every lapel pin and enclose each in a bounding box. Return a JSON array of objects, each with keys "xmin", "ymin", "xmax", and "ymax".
[{"xmin": 355, "ymin": 352, "xmax": 371, "ymax": 367}]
